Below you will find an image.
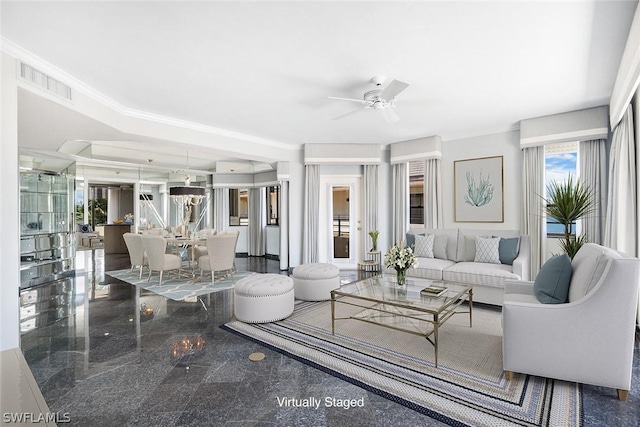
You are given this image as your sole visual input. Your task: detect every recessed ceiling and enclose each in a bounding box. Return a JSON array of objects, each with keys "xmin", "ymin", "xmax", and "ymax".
[{"xmin": 2, "ymin": 1, "xmax": 637, "ymax": 169}]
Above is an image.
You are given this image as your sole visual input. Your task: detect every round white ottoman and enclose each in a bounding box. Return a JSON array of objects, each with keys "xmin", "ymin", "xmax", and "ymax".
[
  {"xmin": 234, "ymin": 273, "xmax": 294, "ymax": 323},
  {"xmin": 293, "ymin": 263, "xmax": 341, "ymax": 301}
]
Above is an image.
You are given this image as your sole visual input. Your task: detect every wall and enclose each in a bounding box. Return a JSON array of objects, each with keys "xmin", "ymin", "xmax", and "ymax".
[
  {"xmin": 0, "ymin": 52, "xmax": 21, "ymax": 350},
  {"xmin": 266, "ymin": 226, "xmax": 280, "ymax": 256},
  {"xmin": 441, "ymin": 130, "xmax": 522, "ymax": 231}
]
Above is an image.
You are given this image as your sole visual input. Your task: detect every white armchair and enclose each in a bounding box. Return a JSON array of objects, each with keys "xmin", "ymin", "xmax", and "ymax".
[{"xmin": 502, "ymin": 243, "xmax": 640, "ymax": 401}]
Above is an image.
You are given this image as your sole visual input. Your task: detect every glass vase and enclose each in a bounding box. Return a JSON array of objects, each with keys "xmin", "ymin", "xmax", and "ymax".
[{"xmin": 396, "ymin": 269, "xmax": 406, "ymax": 286}]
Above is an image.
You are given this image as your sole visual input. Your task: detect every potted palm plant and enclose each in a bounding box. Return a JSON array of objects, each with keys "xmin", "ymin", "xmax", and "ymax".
[{"xmin": 542, "ymin": 174, "xmax": 594, "ymax": 259}]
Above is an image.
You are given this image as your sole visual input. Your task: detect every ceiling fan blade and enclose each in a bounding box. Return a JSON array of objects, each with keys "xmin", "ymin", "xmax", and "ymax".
[
  {"xmin": 380, "ymin": 79, "xmax": 409, "ymax": 100},
  {"xmin": 332, "ymin": 107, "xmax": 367, "ymax": 121},
  {"xmin": 382, "ymin": 107, "xmax": 400, "ymax": 123},
  {"xmin": 328, "ymin": 96, "xmax": 367, "ymax": 104}
]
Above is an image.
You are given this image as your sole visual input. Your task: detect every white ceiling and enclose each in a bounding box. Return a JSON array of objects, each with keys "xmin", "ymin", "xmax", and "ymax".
[{"xmin": 1, "ymin": 1, "xmax": 637, "ymax": 174}]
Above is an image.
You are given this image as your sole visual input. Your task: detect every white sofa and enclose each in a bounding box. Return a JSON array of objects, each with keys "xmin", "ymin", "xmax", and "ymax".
[
  {"xmin": 399, "ymin": 228, "xmax": 530, "ymax": 306},
  {"xmin": 502, "ymin": 243, "xmax": 640, "ymax": 400}
]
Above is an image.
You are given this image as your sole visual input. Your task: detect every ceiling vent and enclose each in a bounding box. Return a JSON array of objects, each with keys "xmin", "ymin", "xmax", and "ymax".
[{"xmin": 18, "ymin": 61, "xmax": 72, "ymax": 101}]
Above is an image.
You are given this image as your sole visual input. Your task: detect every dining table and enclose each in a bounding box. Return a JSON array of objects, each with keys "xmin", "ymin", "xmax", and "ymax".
[{"xmin": 164, "ymin": 236, "xmax": 207, "ymax": 276}]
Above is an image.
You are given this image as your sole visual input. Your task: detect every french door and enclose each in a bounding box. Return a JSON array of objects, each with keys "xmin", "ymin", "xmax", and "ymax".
[{"xmin": 318, "ymin": 175, "xmax": 362, "ymax": 268}]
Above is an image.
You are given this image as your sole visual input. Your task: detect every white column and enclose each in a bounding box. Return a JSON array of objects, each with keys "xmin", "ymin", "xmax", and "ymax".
[
  {"xmin": 279, "ymin": 181, "xmax": 289, "ymax": 271},
  {"xmin": 133, "ymin": 182, "xmax": 140, "ymax": 233},
  {"xmin": 0, "ymin": 52, "xmax": 21, "ymax": 350},
  {"xmin": 107, "ymin": 187, "xmax": 120, "ymax": 223}
]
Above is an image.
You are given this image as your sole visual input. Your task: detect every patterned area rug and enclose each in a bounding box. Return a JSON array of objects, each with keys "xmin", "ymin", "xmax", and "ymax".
[
  {"xmin": 222, "ymin": 300, "xmax": 581, "ymax": 427},
  {"xmin": 106, "ymin": 266, "xmax": 253, "ymax": 301}
]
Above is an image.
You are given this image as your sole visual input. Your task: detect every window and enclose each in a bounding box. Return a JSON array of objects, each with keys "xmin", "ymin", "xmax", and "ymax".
[
  {"xmin": 266, "ymin": 186, "xmax": 279, "ymax": 225},
  {"xmin": 229, "ymin": 188, "xmax": 249, "ymax": 226},
  {"xmin": 544, "ymin": 142, "xmax": 578, "ymax": 236},
  {"xmin": 75, "ymin": 181, "xmax": 84, "ymax": 222},
  {"xmin": 409, "ymin": 160, "xmax": 424, "ymax": 226},
  {"xmin": 88, "ymin": 185, "xmax": 108, "ymax": 227}
]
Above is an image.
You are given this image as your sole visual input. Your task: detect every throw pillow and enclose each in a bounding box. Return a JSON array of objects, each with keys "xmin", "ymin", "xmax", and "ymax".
[
  {"xmin": 433, "ymin": 234, "xmax": 448, "ymax": 260},
  {"xmin": 533, "ymin": 254, "xmax": 572, "ymax": 304},
  {"xmin": 78, "ymin": 223, "xmax": 92, "ymax": 233},
  {"xmin": 414, "ymin": 234, "xmax": 435, "ymax": 258},
  {"xmin": 498, "ymin": 237, "xmax": 520, "ymax": 265},
  {"xmin": 406, "ymin": 233, "xmax": 423, "ymax": 248},
  {"xmin": 474, "ymin": 236, "xmax": 501, "ymax": 264},
  {"xmin": 463, "ymin": 235, "xmax": 477, "ymax": 261}
]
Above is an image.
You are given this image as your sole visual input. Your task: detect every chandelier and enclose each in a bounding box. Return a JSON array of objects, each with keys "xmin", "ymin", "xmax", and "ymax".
[
  {"xmin": 170, "ymin": 151, "xmax": 205, "ymax": 206},
  {"xmin": 169, "ymin": 176, "xmax": 205, "ymax": 206}
]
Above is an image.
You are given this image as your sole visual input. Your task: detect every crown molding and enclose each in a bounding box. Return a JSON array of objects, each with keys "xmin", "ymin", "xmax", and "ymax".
[{"xmin": 1, "ymin": 37, "xmax": 297, "ymax": 151}]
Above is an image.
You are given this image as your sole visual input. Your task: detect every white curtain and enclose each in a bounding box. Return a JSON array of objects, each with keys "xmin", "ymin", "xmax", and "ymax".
[
  {"xmin": 424, "ymin": 158, "xmax": 443, "ymax": 229},
  {"xmin": 213, "ymin": 188, "xmax": 229, "ymax": 232},
  {"xmin": 521, "ymin": 146, "xmax": 545, "ymax": 278},
  {"xmin": 363, "ymin": 165, "xmax": 379, "ymax": 250},
  {"xmin": 579, "ymin": 139, "xmax": 607, "ymax": 244},
  {"xmin": 303, "ymin": 165, "xmax": 320, "ymax": 263},
  {"xmin": 248, "ymin": 187, "xmax": 266, "ymax": 256},
  {"xmin": 392, "ymin": 162, "xmax": 409, "ymax": 245},
  {"xmin": 605, "ymin": 104, "xmax": 637, "ymax": 256}
]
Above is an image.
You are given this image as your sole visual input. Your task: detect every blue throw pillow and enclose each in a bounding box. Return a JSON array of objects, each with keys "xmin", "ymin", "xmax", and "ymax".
[
  {"xmin": 533, "ymin": 254, "xmax": 572, "ymax": 304},
  {"xmin": 499, "ymin": 237, "xmax": 520, "ymax": 265}
]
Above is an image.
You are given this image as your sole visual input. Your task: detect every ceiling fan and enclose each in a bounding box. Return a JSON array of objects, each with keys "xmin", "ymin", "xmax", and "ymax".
[{"xmin": 329, "ymin": 76, "xmax": 410, "ymax": 123}]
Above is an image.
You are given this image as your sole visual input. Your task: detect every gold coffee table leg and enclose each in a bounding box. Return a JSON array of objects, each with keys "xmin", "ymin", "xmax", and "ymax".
[{"xmin": 331, "ymin": 293, "xmax": 335, "ymax": 334}]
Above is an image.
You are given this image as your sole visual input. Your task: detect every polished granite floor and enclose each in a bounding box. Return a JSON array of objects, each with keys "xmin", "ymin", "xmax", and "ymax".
[{"xmin": 19, "ymin": 249, "xmax": 640, "ymax": 427}]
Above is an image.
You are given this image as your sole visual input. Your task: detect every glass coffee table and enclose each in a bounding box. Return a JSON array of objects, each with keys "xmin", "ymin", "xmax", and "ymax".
[{"xmin": 330, "ymin": 274, "xmax": 473, "ymax": 367}]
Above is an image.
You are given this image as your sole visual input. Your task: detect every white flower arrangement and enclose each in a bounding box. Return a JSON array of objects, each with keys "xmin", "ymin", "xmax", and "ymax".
[{"xmin": 384, "ymin": 242, "xmax": 418, "ymax": 271}]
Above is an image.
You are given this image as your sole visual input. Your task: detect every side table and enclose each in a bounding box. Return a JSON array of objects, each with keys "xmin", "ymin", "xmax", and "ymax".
[{"xmin": 357, "ymin": 250, "xmax": 382, "ymax": 279}]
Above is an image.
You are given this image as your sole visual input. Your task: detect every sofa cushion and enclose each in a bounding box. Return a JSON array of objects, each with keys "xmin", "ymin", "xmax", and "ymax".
[
  {"xmin": 410, "ymin": 258, "xmax": 455, "ymax": 280},
  {"xmin": 434, "ymin": 234, "xmax": 448, "ymax": 260},
  {"xmin": 443, "ymin": 262, "xmax": 520, "ymax": 288},
  {"xmin": 568, "ymin": 243, "xmax": 620, "ymax": 302},
  {"xmin": 498, "ymin": 237, "xmax": 520, "ymax": 265},
  {"xmin": 474, "ymin": 236, "xmax": 501, "ymax": 264},
  {"xmin": 414, "ymin": 234, "xmax": 434, "ymax": 258},
  {"xmin": 534, "ymin": 254, "xmax": 572, "ymax": 304}
]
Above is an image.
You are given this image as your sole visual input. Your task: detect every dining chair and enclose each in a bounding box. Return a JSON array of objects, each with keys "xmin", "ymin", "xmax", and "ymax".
[
  {"xmin": 217, "ymin": 228, "xmax": 240, "ymax": 272},
  {"xmin": 123, "ymin": 232, "xmax": 147, "ymax": 279},
  {"xmin": 141, "ymin": 235, "xmax": 182, "ymax": 285},
  {"xmin": 191, "ymin": 228, "xmax": 217, "ymax": 261},
  {"xmin": 198, "ymin": 233, "xmax": 238, "ymax": 284}
]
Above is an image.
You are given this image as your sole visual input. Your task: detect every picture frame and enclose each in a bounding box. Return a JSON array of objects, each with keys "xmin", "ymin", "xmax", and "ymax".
[{"xmin": 454, "ymin": 155, "xmax": 504, "ymax": 223}]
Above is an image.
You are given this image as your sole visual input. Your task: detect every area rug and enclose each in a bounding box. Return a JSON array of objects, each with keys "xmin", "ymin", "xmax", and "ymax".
[
  {"xmin": 106, "ymin": 266, "xmax": 254, "ymax": 301},
  {"xmin": 222, "ymin": 300, "xmax": 581, "ymax": 427}
]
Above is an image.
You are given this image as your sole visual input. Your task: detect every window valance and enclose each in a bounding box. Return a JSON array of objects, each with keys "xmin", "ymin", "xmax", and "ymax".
[
  {"xmin": 304, "ymin": 144, "xmax": 381, "ymax": 165},
  {"xmin": 610, "ymin": 4, "xmax": 640, "ymax": 129},
  {"xmin": 519, "ymin": 106, "xmax": 609, "ymax": 148},
  {"xmin": 389, "ymin": 135, "xmax": 442, "ymax": 164}
]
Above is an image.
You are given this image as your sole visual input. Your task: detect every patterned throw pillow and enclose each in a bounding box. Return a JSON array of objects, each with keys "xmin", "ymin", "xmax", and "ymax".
[
  {"xmin": 474, "ymin": 236, "xmax": 501, "ymax": 264},
  {"xmin": 414, "ymin": 234, "xmax": 435, "ymax": 258},
  {"xmin": 78, "ymin": 223, "xmax": 92, "ymax": 233}
]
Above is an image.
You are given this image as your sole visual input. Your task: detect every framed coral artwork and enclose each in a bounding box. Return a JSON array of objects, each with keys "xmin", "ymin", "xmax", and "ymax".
[{"xmin": 454, "ymin": 155, "xmax": 504, "ymax": 222}]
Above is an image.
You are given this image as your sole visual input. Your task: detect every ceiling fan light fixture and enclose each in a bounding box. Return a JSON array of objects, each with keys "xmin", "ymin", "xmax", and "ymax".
[{"xmin": 329, "ymin": 76, "xmax": 409, "ymax": 121}]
